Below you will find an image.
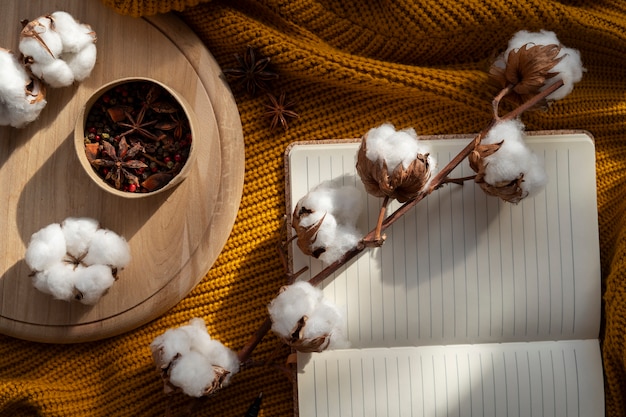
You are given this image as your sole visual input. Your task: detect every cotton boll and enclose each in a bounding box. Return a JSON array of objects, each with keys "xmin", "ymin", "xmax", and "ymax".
[
  {"xmin": 82, "ymin": 228, "xmax": 131, "ymax": 268},
  {"xmin": 33, "ymin": 262, "xmax": 78, "ymax": 301},
  {"xmin": 73, "ymin": 264, "xmax": 116, "ymax": 304},
  {"xmin": 479, "ymin": 119, "xmax": 548, "ymax": 199},
  {"xmin": 482, "ymin": 119, "xmax": 532, "ymax": 184},
  {"xmin": 168, "ymin": 351, "xmax": 215, "ymax": 397},
  {"xmin": 504, "ymin": 30, "xmax": 584, "ymax": 101},
  {"xmin": 25, "ymin": 223, "xmax": 66, "ymax": 271},
  {"xmin": 64, "ymin": 42, "xmax": 96, "ymax": 82},
  {"xmin": 268, "ymin": 281, "xmax": 323, "ymax": 338},
  {"xmin": 61, "ymin": 217, "xmax": 99, "ymax": 258},
  {"xmin": 0, "ymin": 48, "xmax": 47, "ymax": 128}
]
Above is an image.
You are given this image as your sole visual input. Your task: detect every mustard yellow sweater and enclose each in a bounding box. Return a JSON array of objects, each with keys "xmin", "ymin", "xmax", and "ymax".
[{"xmin": 2, "ymin": 0, "xmax": 625, "ymax": 415}]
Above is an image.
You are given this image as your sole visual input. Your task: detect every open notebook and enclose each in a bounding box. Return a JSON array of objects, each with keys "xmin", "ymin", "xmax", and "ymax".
[{"xmin": 284, "ymin": 132, "xmax": 603, "ymax": 417}]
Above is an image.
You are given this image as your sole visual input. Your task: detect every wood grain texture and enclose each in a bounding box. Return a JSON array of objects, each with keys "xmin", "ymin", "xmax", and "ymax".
[{"xmin": 0, "ymin": 1, "xmax": 245, "ymax": 343}]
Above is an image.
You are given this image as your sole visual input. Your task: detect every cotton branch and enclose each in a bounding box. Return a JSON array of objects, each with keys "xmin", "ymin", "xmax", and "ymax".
[{"xmin": 235, "ymin": 78, "xmax": 565, "ymax": 364}]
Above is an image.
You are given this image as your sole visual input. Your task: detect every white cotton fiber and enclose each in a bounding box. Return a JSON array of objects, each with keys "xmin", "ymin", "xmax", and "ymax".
[
  {"xmin": 504, "ymin": 30, "xmax": 585, "ymax": 101},
  {"xmin": 268, "ymin": 281, "xmax": 322, "ymax": 338},
  {"xmin": 62, "ymin": 217, "xmax": 99, "ymax": 257},
  {"xmin": 82, "ymin": 229, "xmax": 131, "ymax": 268},
  {"xmin": 365, "ymin": 123, "xmax": 430, "ymax": 170},
  {"xmin": 151, "ymin": 327, "xmax": 193, "ymax": 366},
  {"xmin": 294, "ymin": 180, "xmax": 364, "ymax": 264},
  {"xmin": 64, "ymin": 42, "xmax": 97, "ymax": 82},
  {"xmin": 19, "ymin": 12, "xmax": 97, "ymax": 88},
  {"xmin": 268, "ymin": 281, "xmax": 350, "ymax": 350},
  {"xmin": 0, "ymin": 49, "xmax": 47, "ymax": 128},
  {"xmin": 73, "ymin": 264, "xmax": 116, "ymax": 305},
  {"xmin": 19, "ymin": 17, "xmax": 64, "ymax": 61},
  {"xmin": 482, "ymin": 119, "xmax": 548, "ymax": 197},
  {"xmin": 29, "ymin": 58, "xmax": 75, "ymax": 88},
  {"xmin": 25, "ymin": 223, "xmax": 66, "ymax": 271},
  {"xmin": 201, "ymin": 339, "xmax": 240, "ymax": 384},
  {"xmin": 318, "ymin": 222, "xmax": 362, "ymax": 265},
  {"xmin": 168, "ymin": 351, "xmax": 215, "ymax": 398},
  {"xmin": 50, "ymin": 11, "xmax": 95, "ymax": 53},
  {"xmin": 33, "ymin": 262, "xmax": 78, "ymax": 301},
  {"xmin": 303, "ymin": 297, "xmax": 350, "ymax": 349},
  {"xmin": 298, "ymin": 180, "xmax": 363, "ymax": 227},
  {"xmin": 150, "ymin": 317, "xmax": 241, "ymax": 397}
]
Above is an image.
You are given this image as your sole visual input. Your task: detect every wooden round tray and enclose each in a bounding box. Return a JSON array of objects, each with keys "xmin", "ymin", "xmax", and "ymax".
[{"xmin": 0, "ymin": 2, "xmax": 244, "ymax": 343}]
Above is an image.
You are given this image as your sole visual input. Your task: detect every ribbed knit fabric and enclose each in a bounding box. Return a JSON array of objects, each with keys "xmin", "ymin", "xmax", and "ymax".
[{"xmin": 2, "ymin": 0, "xmax": 625, "ymax": 415}]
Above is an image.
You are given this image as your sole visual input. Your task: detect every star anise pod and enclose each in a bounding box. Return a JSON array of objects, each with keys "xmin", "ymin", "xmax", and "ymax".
[
  {"xmin": 265, "ymin": 92, "xmax": 299, "ymax": 131},
  {"xmin": 90, "ymin": 137, "xmax": 148, "ymax": 190},
  {"xmin": 490, "ymin": 43, "xmax": 563, "ymax": 106},
  {"xmin": 223, "ymin": 46, "xmax": 279, "ymax": 95},
  {"xmin": 155, "ymin": 111, "xmax": 187, "ymax": 140},
  {"xmin": 115, "ymin": 107, "xmax": 160, "ymax": 141}
]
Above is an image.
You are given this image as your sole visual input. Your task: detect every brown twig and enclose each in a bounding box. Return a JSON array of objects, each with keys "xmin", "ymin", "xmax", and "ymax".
[
  {"xmin": 492, "ymin": 84, "xmax": 514, "ymax": 120},
  {"xmin": 440, "ymin": 175, "xmax": 477, "ymax": 186},
  {"xmin": 235, "ymin": 78, "xmax": 565, "ymax": 364},
  {"xmin": 365, "ymin": 195, "xmax": 390, "ymax": 247}
]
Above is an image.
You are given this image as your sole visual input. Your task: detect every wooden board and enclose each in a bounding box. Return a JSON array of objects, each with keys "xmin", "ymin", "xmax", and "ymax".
[{"xmin": 0, "ymin": 1, "xmax": 245, "ymax": 343}]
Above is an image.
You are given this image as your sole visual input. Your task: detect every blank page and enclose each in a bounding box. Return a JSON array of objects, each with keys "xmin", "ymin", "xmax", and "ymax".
[{"xmin": 296, "ymin": 339, "xmax": 604, "ymax": 417}]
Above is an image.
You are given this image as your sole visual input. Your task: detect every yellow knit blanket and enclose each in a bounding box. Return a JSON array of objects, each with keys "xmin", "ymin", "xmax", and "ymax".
[{"xmin": 2, "ymin": 0, "xmax": 625, "ymax": 415}]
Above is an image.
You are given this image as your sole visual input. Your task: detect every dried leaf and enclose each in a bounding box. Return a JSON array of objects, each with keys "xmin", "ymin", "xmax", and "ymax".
[
  {"xmin": 84, "ymin": 143, "xmax": 99, "ymax": 162},
  {"xmin": 107, "ymin": 106, "xmax": 128, "ymax": 123},
  {"xmin": 292, "ymin": 209, "xmax": 327, "ymax": 258}
]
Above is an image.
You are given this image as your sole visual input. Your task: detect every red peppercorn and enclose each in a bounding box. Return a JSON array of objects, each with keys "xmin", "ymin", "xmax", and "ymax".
[
  {"xmin": 88, "ymin": 127, "xmax": 97, "ymax": 134},
  {"xmin": 128, "ymin": 184, "xmax": 137, "ymax": 192},
  {"xmin": 174, "ymin": 154, "xmax": 182, "ymax": 162}
]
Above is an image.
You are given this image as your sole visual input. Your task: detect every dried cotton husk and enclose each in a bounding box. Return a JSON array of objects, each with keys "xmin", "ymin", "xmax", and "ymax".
[{"xmin": 356, "ymin": 126, "xmax": 434, "ymax": 203}]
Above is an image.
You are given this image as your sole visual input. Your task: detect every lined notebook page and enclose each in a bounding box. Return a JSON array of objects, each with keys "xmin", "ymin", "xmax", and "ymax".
[
  {"xmin": 296, "ymin": 340, "xmax": 604, "ymax": 417},
  {"xmin": 287, "ymin": 134, "xmax": 600, "ymax": 347}
]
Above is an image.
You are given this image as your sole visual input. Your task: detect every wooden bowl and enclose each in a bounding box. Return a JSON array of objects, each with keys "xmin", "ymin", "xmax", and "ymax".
[{"xmin": 74, "ymin": 77, "xmax": 197, "ymax": 198}]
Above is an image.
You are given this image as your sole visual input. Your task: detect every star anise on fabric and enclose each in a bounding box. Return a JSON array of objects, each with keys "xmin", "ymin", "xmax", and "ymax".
[
  {"xmin": 490, "ymin": 43, "xmax": 563, "ymax": 107},
  {"xmin": 265, "ymin": 92, "xmax": 299, "ymax": 131},
  {"xmin": 223, "ymin": 46, "xmax": 279, "ymax": 95},
  {"xmin": 89, "ymin": 137, "xmax": 148, "ymax": 190}
]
